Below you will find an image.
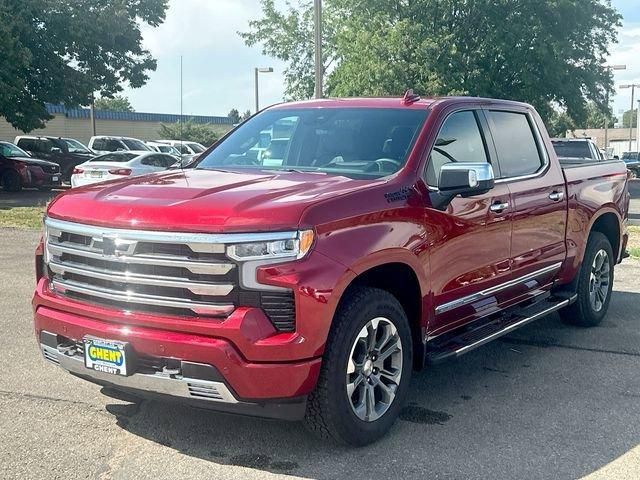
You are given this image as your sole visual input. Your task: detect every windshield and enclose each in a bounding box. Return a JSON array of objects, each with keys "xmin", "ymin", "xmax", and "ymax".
[
  {"xmin": 552, "ymin": 141, "xmax": 591, "ymax": 159},
  {"xmin": 196, "ymin": 108, "xmax": 428, "ymax": 178},
  {"xmin": 187, "ymin": 142, "xmax": 205, "ymax": 153},
  {"xmin": 62, "ymin": 138, "xmax": 91, "ymax": 154},
  {"xmin": 0, "ymin": 142, "xmax": 30, "ymax": 158},
  {"xmin": 90, "ymin": 153, "xmax": 138, "ymax": 163},
  {"xmin": 122, "ymin": 139, "xmax": 151, "ymax": 151},
  {"xmin": 158, "ymin": 145, "xmax": 180, "ymax": 155},
  {"xmin": 622, "ymin": 152, "xmax": 638, "ymax": 161}
]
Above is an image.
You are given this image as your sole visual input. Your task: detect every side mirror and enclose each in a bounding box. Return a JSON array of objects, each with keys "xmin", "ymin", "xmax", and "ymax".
[
  {"xmin": 50, "ymin": 147, "xmax": 62, "ymax": 154},
  {"xmin": 613, "ymin": 155, "xmax": 620, "ymax": 161},
  {"xmin": 429, "ymin": 162, "xmax": 495, "ymax": 210}
]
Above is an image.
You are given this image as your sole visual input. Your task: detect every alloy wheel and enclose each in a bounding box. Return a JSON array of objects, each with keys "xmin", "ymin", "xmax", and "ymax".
[
  {"xmin": 589, "ymin": 249, "xmax": 610, "ymax": 312},
  {"xmin": 346, "ymin": 317, "xmax": 403, "ymax": 422}
]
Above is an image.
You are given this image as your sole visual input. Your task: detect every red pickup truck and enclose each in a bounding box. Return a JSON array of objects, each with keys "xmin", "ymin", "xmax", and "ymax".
[{"xmin": 34, "ymin": 96, "xmax": 630, "ymax": 445}]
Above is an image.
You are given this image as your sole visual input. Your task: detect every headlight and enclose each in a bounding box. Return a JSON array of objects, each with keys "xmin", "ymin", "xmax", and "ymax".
[
  {"xmin": 227, "ymin": 230, "xmax": 314, "ymax": 261},
  {"xmin": 227, "ymin": 230, "xmax": 314, "ymax": 291}
]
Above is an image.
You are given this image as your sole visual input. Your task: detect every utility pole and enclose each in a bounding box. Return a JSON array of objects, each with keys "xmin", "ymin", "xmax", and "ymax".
[
  {"xmin": 89, "ymin": 95, "xmax": 96, "ymax": 136},
  {"xmin": 314, "ymin": 0, "xmax": 322, "ymax": 98},
  {"xmin": 604, "ymin": 65, "xmax": 626, "ymax": 153}
]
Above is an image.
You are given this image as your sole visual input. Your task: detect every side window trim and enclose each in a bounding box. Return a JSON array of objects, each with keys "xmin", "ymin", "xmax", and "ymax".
[
  {"xmin": 484, "ymin": 108, "xmax": 550, "ymax": 183},
  {"xmin": 422, "ymin": 108, "xmax": 494, "ymax": 187}
]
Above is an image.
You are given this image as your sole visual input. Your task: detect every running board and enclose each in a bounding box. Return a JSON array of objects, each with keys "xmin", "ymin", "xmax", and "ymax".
[{"xmin": 425, "ymin": 295, "xmax": 576, "ymax": 364}]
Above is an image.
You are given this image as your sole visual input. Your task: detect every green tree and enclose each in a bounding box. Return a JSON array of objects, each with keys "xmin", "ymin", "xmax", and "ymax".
[
  {"xmin": 622, "ymin": 109, "xmax": 638, "ymax": 128},
  {"xmin": 241, "ymin": 0, "xmax": 621, "ymax": 125},
  {"xmin": 94, "ymin": 95, "xmax": 134, "ymax": 112},
  {"xmin": 239, "ymin": 0, "xmax": 339, "ymax": 99},
  {"xmin": 0, "ymin": 0, "xmax": 167, "ymax": 132},
  {"xmin": 228, "ymin": 108, "xmax": 241, "ymax": 124},
  {"xmin": 241, "ymin": 110, "xmax": 252, "ymax": 121},
  {"xmin": 547, "ymin": 110, "xmax": 576, "ymax": 138},
  {"xmin": 158, "ymin": 120, "xmax": 222, "ymax": 147}
]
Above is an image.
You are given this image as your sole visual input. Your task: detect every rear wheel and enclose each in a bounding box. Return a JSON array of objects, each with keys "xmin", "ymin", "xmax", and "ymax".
[
  {"xmin": 559, "ymin": 232, "xmax": 614, "ymax": 327},
  {"xmin": 304, "ymin": 287, "xmax": 413, "ymax": 445},
  {"xmin": 1, "ymin": 170, "xmax": 22, "ymax": 192}
]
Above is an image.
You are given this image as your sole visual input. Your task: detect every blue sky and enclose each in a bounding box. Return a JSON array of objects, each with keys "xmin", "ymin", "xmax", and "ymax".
[{"xmin": 123, "ymin": 0, "xmax": 640, "ymax": 121}]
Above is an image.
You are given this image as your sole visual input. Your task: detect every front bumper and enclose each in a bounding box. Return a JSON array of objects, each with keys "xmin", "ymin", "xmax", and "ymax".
[
  {"xmin": 33, "ymin": 290, "xmax": 323, "ymax": 419},
  {"xmin": 39, "ymin": 331, "xmax": 307, "ymax": 420},
  {"xmin": 27, "ymin": 167, "xmax": 62, "ymax": 188}
]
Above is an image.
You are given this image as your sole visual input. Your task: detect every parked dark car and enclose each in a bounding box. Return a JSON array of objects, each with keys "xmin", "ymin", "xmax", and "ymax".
[
  {"xmin": 622, "ymin": 151, "xmax": 640, "ymax": 176},
  {"xmin": 14, "ymin": 136, "xmax": 94, "ymax": 182},
  {"xmin": 0, "ymin": 142, "xmax": 61, "ymax": 192}
]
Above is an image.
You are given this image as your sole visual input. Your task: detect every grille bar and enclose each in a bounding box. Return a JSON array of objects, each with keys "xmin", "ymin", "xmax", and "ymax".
[
  {"xmin": 47, "ymin": 242, "xmax": 233, "ymax": 275},
  {"xmin": 49, "ymin": 259, "xmax": 234, "ymax": 296},
  {"xmin": 52, "ymin": 278, "xmax": 234, "ymax": 316}
]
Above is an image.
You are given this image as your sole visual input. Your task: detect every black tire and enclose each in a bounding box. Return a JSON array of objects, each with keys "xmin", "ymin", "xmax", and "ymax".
[
  {"xmin": 304, "ymin": 287, "xmax": 413, "ymax": 446},
  {"xmin": 1, "ymin": 170, "xmax": 22, "ymax": 192},
  {"xmin": 559, "ymin": 231, "xmax": 614, "ymax": 327}
]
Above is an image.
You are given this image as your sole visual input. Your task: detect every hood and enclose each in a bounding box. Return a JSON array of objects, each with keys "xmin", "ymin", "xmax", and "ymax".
[
  {"xmin": 48, "ymin": 168, "xmax": 377, "ymax": 232},
  {"xmin": 12, "ymin": 156, "xmax": 59, "ymax": 168}
]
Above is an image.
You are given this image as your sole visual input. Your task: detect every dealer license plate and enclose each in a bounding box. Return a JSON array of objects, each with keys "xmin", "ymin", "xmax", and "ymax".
[
  {"xmin": 52, "ymin": 176, "xmax": 59, "ymax": 182},
  {"xmin": 84, "ymin": 337, "xmax": 128, "ymax": 376},
  {"xmin": 89, "ymin": 170, "xmax": 103, "ymax": 178}
]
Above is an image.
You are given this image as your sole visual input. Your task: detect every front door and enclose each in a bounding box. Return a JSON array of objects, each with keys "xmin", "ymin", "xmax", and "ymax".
[
  {"xmin": 484, "ymin": 108, "xmax": 567, "ymax": 300},
  {"xmin": 424, "ymin": 109, "xmax": 513, "ymax": 336}
]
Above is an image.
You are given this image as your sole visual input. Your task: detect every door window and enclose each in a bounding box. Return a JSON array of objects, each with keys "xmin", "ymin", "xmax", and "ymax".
[
  {"xmin": 425, "ymin": 110, "xmax": 489, "ymax": 186},
  {"xmin": 104, "ymin": 140, "xmax": 125, "ymax": 151},
  {"xmin": 487, "ymin": 111, "xmax": 544, "ymax": 178}
]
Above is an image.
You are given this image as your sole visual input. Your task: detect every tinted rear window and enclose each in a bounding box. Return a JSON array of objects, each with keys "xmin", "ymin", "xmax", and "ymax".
[
  {"xmin": 552, "ymin": 141, "xmax": 592, "ymax": 159},
  {"xmin": 90, "ymin": 153, "xmax": 137, "ymax": 162},
  {"xmin": 488, "ymin": 111, "xmax": 543, "ymax": 178}
]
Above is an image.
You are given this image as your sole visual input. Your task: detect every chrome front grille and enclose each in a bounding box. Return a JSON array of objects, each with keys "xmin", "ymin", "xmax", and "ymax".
[
  {"xmin": 44, "ymin": 217, "xmax": 299, "ymax": 330},
  {"xmin": 45, "ymin": 218, "xmax": 238, "ymax": 318}
]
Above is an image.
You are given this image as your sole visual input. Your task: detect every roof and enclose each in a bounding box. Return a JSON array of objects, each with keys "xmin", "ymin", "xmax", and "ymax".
[
  {"xmin": 268, "ymin": 95, "xmax": 533, "ymax": 110},
  {"xmin": 45, "ymin": 104, "xmax": 233, "ymax": 125}
]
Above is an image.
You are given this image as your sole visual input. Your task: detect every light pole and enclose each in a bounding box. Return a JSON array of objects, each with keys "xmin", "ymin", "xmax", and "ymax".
[
  {"xmin": 620, "ymin": 83, "xmax": 640, "ymax": 152},
  {"xmin": 637, "ymin": 99, "xmax": 640, "ymax": 151},
  {"xmin": 314, "ymin": 0, "xmax": 322, "ymax": 99},
  {"xmin": 604, "ymin": 64, "xmax": 626, "ymax": 152},
  {"xmin": 254, "ymin": 67, "xmax": 274, "ymax": 113}
]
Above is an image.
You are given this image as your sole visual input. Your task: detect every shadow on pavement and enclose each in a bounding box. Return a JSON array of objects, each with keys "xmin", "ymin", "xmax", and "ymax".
[{"xmin": 103, "ymin": 288, "xmax": 640, "ymax": 479}]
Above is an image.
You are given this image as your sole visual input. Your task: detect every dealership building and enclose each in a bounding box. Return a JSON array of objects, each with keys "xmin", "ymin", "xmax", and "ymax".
[{"xmin": 0, "ymin": 104, "xmax": 234, "ymax": 146}]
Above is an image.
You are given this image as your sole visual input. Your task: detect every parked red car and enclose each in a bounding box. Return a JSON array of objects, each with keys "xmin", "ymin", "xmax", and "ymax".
[
  {"xmin": 1, "ymin": 141, "xmax": 62, "ymax": 191},
  {"xmin": 33, "ymin": 96, "xmax": 629, "ymax": 445}
]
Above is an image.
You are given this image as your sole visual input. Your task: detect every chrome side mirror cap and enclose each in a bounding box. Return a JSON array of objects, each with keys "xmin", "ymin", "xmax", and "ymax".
[{"xmin": 430, "ymin": 162, "xmax": 495, "ymax": 210}]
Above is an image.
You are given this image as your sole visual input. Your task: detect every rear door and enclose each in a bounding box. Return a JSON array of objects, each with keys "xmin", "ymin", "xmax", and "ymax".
[
  {"xmin": 426, "ymin": 109, "xmax": 513, "ymax": 335},
  {"xmin": 484, "ymin": 108, "xmax": 567, "ymax": 301}
]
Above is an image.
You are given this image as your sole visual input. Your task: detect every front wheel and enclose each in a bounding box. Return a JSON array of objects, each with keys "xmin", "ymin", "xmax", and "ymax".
[
  {"xmin": 1, "ymin": 170, "xmax": 22, "ymax": 192},
  {"xmin": 304, "ymin": 287, "xmax": 413, "ymax": 445},
  {"xmin": 559, "ymin": 231, "xmax": 614, "ymax": 327}
]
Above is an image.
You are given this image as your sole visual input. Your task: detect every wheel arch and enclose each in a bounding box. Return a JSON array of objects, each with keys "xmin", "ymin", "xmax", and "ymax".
[
  {"xmin": 336, "ymin": 260, "xmax": 426, "ymax": 370},
  {"xmin": 589, "ymin": 209, "xmax": 622, "ymax": 261}
]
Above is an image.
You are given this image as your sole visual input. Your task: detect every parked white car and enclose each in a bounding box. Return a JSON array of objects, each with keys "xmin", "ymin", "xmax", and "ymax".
[
  {"xmin": 145, "ymin": 141, "xmax": 181, "ymax": 157},
  {"xmin": 70, "ymin": 151, "xmax": 177, "ymax": 188},
  {"xmin": 155, "ymin": 139, "xmax": 207, "ymax": 155},
  {"xmin": 88, "ymin": 136, "xmax": 152, "ymax": 155}
]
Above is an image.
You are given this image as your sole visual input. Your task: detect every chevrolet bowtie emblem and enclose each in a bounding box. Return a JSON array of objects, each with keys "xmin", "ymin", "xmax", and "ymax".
[{"xmin": 101, "ymin": 236, "xmax": 117, "ymax": 257}]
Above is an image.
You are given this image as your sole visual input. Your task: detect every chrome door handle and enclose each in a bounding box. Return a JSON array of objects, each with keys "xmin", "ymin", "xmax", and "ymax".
[
  {"xmin": 549, "ymin": 191, "xmax": 564, "ymax": 201},
  {"xmin": 490, "ymin": 201, "xmax": 509, "ymax": 213}
]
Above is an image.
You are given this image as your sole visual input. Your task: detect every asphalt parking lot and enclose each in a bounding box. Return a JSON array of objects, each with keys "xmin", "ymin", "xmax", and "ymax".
[{"xmin": 1, "ymin": 226, "xmax": 639, "ymax": 480}]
